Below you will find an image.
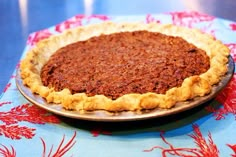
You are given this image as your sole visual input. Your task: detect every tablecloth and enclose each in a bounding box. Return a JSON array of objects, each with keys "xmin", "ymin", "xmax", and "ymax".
[{"xmin": 0, "ymin": 11, "xmax": 236, "ymax": 157}]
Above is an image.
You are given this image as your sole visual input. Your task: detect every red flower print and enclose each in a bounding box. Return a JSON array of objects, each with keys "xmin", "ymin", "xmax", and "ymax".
[
  {"xmin": 144, "ymin": 124, "xmax": 219, "ymax": 157},
  {"xmin": 226, "ymin": 43, "xmax": 236, "ymax": 61},
  {"xmin": 3, "ymin": 83, "xmax": 11, "ymax": 93},
  {"xmin": 40, "ymin": 131, "xmax": 77, "ymax": 157},
  {"xmin": 0, "ymin": 144, "xmax": 16, "ymax": 157},
  {"xmin": 27, "ymin": 29, "xmax": 52, "ymax": 46},
  {"xmin": 55, "ymin": 18, "xmax": 83, "ymax": 33},
  {"xmin": 0, "ymin": 104, "xmax": 60, "ymax": 125},
  {"xmin": 145, "ymin": 14, "xmax": 161, "ymax": 24},
  {"xmin": 0, "ymin": 102, "xmax": 12, "ymax": 107},
  {"xmin": 189, "ymin": 124, "xmax": 218, "ymax": 157},
  {"xmin": 206, "ymin": 74, "xmax": 236, "ymax": 120},
  {"xmin": 229, "ymin": 23, "xmax": 236, "ymax": 31},
  {"xmin": 88, "ymin": 15, "xmax": 110, "ymax": 21},
  {"xmin": 90, "ymin": 128, "xmax": 112, "ymax": 137},
  {"xmin": 55, "ymin": 15, "xmax": 110, "ymax": 33},
  {"xmin": 168, "ymin": 11, "xmax": 215, "ymax": 28},
  {"xmin": 227, "ymin": 144, "xmax": 236, "ymax": 157},
  {"xmin": 0, "ymin": 124, "xmax": 35, "ymax": 140},
  {"xmin": 0, "ymin": 103, "xmax": 60, "ymax": 139}
]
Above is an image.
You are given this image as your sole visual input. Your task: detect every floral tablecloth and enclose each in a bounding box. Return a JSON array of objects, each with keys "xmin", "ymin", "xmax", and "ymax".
[{"xmin": 0, "ymin": 11, "xmax": 236, "ymax": 157}]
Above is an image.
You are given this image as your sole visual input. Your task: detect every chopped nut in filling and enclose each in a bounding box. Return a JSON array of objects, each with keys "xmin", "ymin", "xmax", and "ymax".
[{"xmin": 41, "ymin": 31, "xmax": 210, "ymax": 99}]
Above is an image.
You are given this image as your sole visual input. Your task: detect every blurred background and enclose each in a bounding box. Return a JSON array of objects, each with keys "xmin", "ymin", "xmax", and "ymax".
[{"xmin": 0, "ymin": 0, "xmax": 236, "ymax": 93}]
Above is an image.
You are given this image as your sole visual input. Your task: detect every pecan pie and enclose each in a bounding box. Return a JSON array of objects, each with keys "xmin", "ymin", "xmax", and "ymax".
[{"xmin": 20, "ymin": 22, "xmax": 230, "ymax": 112}]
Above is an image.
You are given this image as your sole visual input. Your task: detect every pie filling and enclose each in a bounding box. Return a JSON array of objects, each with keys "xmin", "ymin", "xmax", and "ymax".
[{"xmin": 40, "ymin": 31, "xmax": 210, "ymax": 100}]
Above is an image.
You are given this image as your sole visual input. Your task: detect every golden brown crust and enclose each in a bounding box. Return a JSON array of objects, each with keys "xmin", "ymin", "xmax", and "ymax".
[{"xmin": 20, "ymin": 22, "xmax": 230, "ymax": 112}]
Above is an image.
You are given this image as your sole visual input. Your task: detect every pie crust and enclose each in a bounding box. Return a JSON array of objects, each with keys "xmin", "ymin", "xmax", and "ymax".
[{"xmin": 20, "ymin": 22, "xmax": 230, "ymax": 112}]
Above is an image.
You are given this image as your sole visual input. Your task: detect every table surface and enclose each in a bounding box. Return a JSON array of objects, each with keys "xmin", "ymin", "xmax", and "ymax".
[{"xmin": 1, "ymin": 0, "xmax": 236, "ymax": 93}]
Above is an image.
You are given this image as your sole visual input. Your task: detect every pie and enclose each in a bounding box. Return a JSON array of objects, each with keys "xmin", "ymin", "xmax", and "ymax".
[{"xmin": 20, "ymin": 22, "xmax": 230, "ymax": 112}]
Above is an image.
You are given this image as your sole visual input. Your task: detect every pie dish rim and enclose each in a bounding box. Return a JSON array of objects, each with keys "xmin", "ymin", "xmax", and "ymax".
[
  {"xmin": 16, "ymin": 56, "xmax": 234, "ymax": 121},
  {"xmin": 19, "ymin": 22, "xmax": 230, "ymax": 112}
]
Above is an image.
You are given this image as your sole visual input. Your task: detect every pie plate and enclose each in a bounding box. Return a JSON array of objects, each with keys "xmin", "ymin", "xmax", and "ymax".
[{"xmin": 16, "ymin": 56, "xmax": 235, "ymax": 122}]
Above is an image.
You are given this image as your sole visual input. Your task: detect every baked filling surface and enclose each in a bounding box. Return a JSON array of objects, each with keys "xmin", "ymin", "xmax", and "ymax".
[
  {"xmin": 20, "ymin": 22, "xmax": 230, "ymax": 111},
  {"xmin": 41, "ymin": 31, "xmax": 210, "ymax": 100}
]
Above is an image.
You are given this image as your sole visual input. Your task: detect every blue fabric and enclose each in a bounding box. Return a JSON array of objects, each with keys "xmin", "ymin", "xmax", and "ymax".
[{"xmin": 0, "ymin": 12, "xmax": 236, "ymax": 157}]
